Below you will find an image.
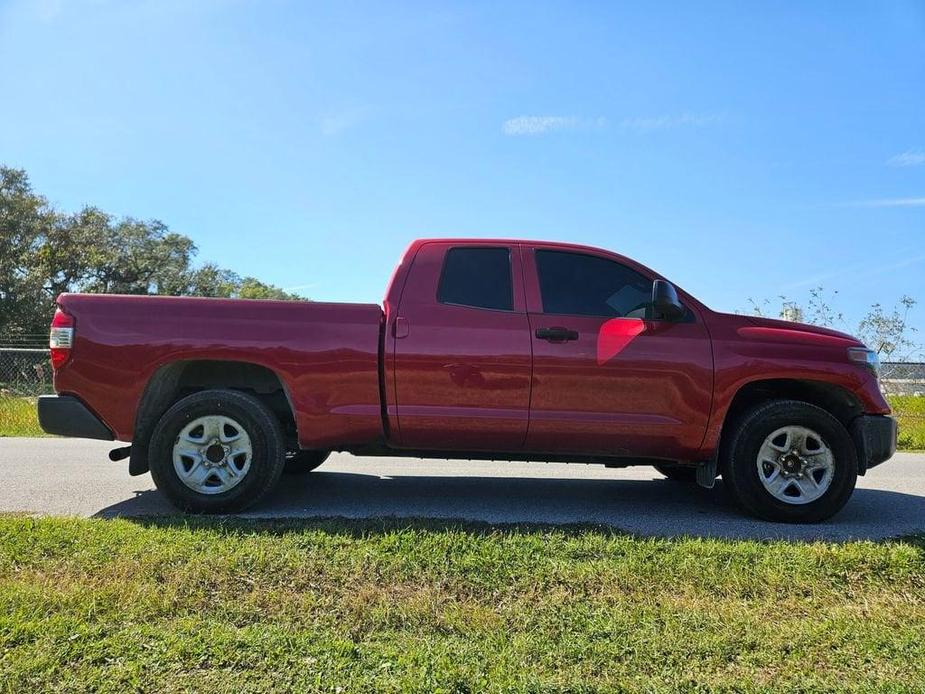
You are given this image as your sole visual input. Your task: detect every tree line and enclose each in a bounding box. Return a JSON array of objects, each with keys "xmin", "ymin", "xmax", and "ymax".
[
  {"xmin": 1, "ymin": 166, "xmax": 303, "ymax": 340},
  {"xmin": 2, "ymin": 164, "xmax": 918, "ymax": 360}
]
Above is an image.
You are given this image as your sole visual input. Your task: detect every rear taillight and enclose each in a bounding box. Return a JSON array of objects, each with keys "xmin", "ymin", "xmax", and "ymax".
[{"xmin": 49, "ymin": 308, "xmax": 74, "ymax": 370}]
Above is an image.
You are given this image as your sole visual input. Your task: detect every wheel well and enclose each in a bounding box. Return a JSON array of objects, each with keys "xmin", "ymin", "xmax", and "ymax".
[
  {"xmin": 128, "ymin": 360, "xmax": 296, "ymax": 475},
  {"xmin": 719, "ymin": 379, "xmax": 863, "ymax": 454}
]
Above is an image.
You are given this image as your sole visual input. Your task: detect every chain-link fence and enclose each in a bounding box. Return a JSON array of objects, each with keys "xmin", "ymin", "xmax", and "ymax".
[
  {"xmin": 0, "ymin": 348, "xmax": 53, "ymax": 396},
  {"xmin": 881, "ymin": 362, "xmax": 925, "ymax": 449},
  {"xmin": 880, "ymin": 362, "xmax": 925, "ymax": 397},
  {"xmin": 0, "ymin": 347, "xmax": 53, "ymax": 436}
]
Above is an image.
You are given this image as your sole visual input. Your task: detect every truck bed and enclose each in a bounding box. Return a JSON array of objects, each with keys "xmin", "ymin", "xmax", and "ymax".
[{"xmin": 54, "ymin": 293, "xmax": 385, "ymax": 448}]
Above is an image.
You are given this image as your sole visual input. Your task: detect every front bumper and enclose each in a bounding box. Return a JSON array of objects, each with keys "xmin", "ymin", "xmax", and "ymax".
[
  {"xmin": 37, "ymin": 395, "xmax": 114, "ymax": 441},
  {"xmin": 851, "ymin": 414, "xmax": 897, "ymax": 474}
]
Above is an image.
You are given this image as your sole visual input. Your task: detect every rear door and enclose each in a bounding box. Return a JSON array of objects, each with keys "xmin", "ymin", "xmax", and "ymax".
[
  {"xmin": 524, "ymin": 246, "xmax": 713, "ymax": 460},
  {"xmin": 390, "ymin": 242, "xmax": 532, "ymax": 450}
]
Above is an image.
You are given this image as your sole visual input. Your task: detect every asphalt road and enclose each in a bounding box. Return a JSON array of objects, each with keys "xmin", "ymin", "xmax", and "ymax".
[{"xmin": 1, "ymin": 437, "xmax": 923, "ymax": 541}]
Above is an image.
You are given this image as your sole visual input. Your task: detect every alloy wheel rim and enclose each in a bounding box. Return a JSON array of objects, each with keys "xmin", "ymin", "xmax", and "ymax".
[
  {"xmin": 172, "ymin": 415, "xmax": 253, "ymax": 495},
  {"xmin": 756, "ymin": 425, "xmax": 835, "ymax": 505}
]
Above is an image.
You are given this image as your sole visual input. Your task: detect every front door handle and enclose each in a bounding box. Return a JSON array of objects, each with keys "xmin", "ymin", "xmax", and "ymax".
[{"xmin": 535, "ymin": 326, "xmax": 579, "ymax": 342}]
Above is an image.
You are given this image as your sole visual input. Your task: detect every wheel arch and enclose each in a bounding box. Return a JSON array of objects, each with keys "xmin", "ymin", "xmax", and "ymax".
[
  {"xmin": 129, "ymin": 359, "xmax": 297, "ymax": 476},
  {"xmin": 716, "ymin": 378, "xmax": 864, "ymax": 467}
]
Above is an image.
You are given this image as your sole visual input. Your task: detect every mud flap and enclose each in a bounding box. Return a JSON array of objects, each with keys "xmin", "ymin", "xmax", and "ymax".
[{"xmin": 696, "ymin": 457, "xmax": 718, "ymax": 489}]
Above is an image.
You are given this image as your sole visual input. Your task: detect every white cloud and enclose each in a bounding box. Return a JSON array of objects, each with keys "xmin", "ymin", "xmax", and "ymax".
[
  {"xmin": 852, "ymin": 197, "xmax": 925, "ymax": 208},
  {"xmin": 319, "ymin": 110, "xmax": 365, "ymax": 136},
  {"xmin": 887, "ymin": 150, "xmax": 925, "ymax": 167},
  {"xmin": 618, "ymin": 112, "xmax": 723, "ymax": 132},
  {"xmin": 502, "ymin": 112, "xmax": 720, "ymax": 136},
  {"xmin": 781, "ymin": 253, "xmax": 925, "ymax": 291},
  {"xmin": 502, "ymin": 116, "xmax": 582, "ymax": 136},
  {"xmin": 283, "ymin": 283, "xmax": 317, "ymax": 293}
]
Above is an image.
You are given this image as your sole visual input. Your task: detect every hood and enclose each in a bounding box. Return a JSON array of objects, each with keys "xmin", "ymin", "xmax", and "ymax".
[{"xmin": 711, "ymin": 311, "xmax": 864, "ymax": 347}]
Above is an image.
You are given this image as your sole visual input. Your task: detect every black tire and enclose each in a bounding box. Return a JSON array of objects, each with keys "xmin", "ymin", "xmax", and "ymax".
[
  {"xmin": 721, "ymin": 399, "xmax": 858, "ymax": 523},
  {"xmin": 653, "ymin": 463, "xmax": 698, "ymax": 483},
  {"xmin": 284, "ymin": 450, "xmax": 330, "ymax": 474},
  {"xmin": 148, "ymin": 389, "xmax": 286, "ymax": 514}
]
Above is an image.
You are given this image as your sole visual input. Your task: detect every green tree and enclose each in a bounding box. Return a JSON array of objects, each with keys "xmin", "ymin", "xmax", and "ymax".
[
  {"xmin": 185, "ymin": 264, "xmax": 242, "ymax": 298},
  {"xmin": 237, "ymin": 277, "xmax": 298, "ymax": 300},
  {"xmin": 78, "ymin": 218, "xmax": 196, "ymax": 295},
  {"xmin": 857, "ymin": 296, "xmax": 918, "ymax": 361},
  {"xmin": 0, "ymin": 165, "xmax": 305, "ymax": 341},
  {"xmin": 747, "ymin": 287, "xmax": 920, "ymax": 360},
  {"xmin": 0, "ymin": 167, "xmax": 52, "ymax": 337}
]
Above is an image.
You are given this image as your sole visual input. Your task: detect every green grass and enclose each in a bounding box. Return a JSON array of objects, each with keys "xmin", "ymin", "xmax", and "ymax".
[
  {"xmin": 0, "ymin": 396, "xmax": 45, "ymax": 438},
  {"xmin": 1, "ymin": 515, "xmax": 924, "ymax": 692},
  {"xmin": 891, "ymin": 395, "xmax": 925, "ymax": 450}
]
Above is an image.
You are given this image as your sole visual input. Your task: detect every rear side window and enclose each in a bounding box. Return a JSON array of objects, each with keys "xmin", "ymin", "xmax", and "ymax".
[
  {"xmin": 535, "ymin": 249, "xmax": 651, "ymax": 317},
  {"xmin": 438, "ymin": 247, "xmax": 513, "ymax": 311}
]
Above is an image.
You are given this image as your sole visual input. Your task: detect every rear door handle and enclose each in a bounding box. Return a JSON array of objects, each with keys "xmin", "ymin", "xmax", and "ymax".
[
  {"xmin": 535, "ymin": 326, "xmax": 579, "ymax": 342},
  {"xmin": 393, "ymin": 316, "xmax": 410, "ymax": 339}
]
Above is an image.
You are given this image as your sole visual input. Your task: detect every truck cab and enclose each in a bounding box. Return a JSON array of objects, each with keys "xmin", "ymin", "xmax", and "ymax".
[{"xmin": 383, "ymin": 240, "xmax": 712, "ymax": 461}]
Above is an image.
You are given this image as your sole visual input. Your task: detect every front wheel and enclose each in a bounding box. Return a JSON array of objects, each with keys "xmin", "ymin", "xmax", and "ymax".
[
  {"xmin": 721, "ymin": 399, "xmax": 858, "ymax": 523},
  {"xmin": 148, "ymin": 389, "xmax": 286, "ymax": 513}
]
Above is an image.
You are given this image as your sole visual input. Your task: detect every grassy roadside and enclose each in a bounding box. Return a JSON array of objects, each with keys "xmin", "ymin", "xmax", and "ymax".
[
  {"xmin": 1, "ymin": 515, "xmax": 924, "ymax": 692},
  {"xmin": 0, "ymin": 396, "xmax": 46, "ymax": 438},
  {"xmin": 893, "ymin": 395, "xmax": 925, "ymax": 450}
]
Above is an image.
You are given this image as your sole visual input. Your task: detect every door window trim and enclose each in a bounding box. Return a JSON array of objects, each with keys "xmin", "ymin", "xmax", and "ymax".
[
  {"xmin": 436, "ymin": 246, "xmax": 515, "ymax": 313},
  {"xmin": 531, "ymin": 248, "xmax": 694, "ymax": 323}
]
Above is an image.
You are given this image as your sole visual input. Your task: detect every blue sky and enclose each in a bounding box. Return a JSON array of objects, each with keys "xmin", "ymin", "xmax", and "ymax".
[{"xmin": 1, "ymin": 0, "xmax": 923, "ymax": 340}]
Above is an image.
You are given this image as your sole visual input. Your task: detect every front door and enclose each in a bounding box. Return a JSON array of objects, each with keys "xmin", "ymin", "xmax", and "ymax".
[{"xmin": 524, "ymin": 246, "xmax": 713, "ymax": 460}]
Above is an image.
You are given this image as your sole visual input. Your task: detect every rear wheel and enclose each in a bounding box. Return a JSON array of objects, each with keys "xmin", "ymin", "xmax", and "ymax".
[
  {"xmin": 721, "ymin": 399, "xmax": 857, "ymax": 523},
  {"xmin": 284, "ymin": 450, "xmax": 330, "ymax": 474},
  {"xmin": 148, "ymin": 389, "xmax": 286, "ymax": 513},
  {"xmin": 653, "ymin": 463, "xmax": 698, "ymax": 483}
]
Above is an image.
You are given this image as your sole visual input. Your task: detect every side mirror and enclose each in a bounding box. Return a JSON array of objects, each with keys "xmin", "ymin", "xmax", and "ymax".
[{"xmin": 651, "ymin": 279, "xmax": 684, "ymax": 321}]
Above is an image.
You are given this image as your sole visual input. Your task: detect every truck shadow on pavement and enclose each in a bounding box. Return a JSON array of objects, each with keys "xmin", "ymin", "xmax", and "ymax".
[{"xmin": 93, "ymin": 470, "xmax": 925, "ymax": 542}]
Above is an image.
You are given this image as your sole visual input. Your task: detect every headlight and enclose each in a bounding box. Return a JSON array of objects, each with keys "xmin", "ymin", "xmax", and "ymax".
[{"xmin": 847, "ymin": 347, "xmax": 880, "ymax": 377}]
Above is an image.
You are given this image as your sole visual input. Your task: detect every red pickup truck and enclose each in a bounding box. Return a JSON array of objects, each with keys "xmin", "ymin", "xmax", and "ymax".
[{"xmin": 38, "ymin": 238, "xmax": 896, "ymax": 522}]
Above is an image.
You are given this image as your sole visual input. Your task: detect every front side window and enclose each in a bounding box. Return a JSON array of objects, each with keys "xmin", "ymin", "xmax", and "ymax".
[
  {"xmin": 535, "ymin": 249, "xmax": 652, "ymax": 318},
  {"xmin": 438, "ymin": 247, "xmax": 513, "ymax": 311}
]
